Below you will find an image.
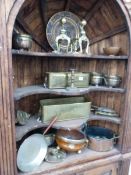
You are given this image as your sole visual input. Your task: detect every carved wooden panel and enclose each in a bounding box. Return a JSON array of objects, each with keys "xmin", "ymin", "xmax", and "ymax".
[
  {"xmin": 76, "ymin": 163, "xmax": 118, "ymax": 175},
  {"xmin": 101, "ymin": 171, "xmax": 112, "ymax": 175}
]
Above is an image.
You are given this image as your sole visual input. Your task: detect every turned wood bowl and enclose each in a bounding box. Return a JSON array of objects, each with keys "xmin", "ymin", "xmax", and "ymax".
[
  {"xmin": 103, "ymin": 47, "xmax": 121, "ymax": 56},
  {"xmin": 55, "ymin": 129, "xmax": 88, "ymax": 153}
]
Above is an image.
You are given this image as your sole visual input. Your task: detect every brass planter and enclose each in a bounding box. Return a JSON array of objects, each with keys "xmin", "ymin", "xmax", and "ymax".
[
  {"xmin": 56, "ymin": 129, "xmax": 88, "ymax": 153},
  {"xmin": 90, "ymin": 72, "xmax": 103, "ymax": 86},
  {"xmin": 39, "ymin": 97, "xmax": 91, "ymax": 123},
  {"xmin": 13, "ymin": 34, "xmax": 32, "ymax": 50},
  {"xmin": 104, "ymin": 75, "xmax": 121, "ymax": 87}
]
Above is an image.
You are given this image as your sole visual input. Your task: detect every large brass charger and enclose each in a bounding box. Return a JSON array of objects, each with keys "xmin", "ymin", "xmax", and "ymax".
[{"xmin": 46, "ymin": 11, "xmax": 81, "ymax": 51}]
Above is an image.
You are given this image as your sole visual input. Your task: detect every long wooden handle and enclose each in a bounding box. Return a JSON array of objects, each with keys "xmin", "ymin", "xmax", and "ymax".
[{"xmin": 43, "ymin": 116, "xmax": 57, "ymax": 135}]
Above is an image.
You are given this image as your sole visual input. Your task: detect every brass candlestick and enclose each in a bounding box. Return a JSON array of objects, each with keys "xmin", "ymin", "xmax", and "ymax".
[
  {"xmin": 66, "ymin": 68, "xmax": 78, "ymax": 90},
  {"xmin": 70, "ymin": 38, "xmax": 79, "ymax": 53},
  {"xmin": 55, "ymin": 18, "xmax": 71, "ymax": 53},
  {"xmin": 79, "ymin": 19, "xmax": 90, "ymax": 54}
]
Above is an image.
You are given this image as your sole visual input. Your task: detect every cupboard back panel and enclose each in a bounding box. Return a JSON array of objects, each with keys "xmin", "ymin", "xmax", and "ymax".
[
  {"xmin": 13, "ymin": 33, "xmax": 128, "ymax": 134},
  {"xmin": 12, "ymin": 0, "xmax": 129, "ymax": 145}
]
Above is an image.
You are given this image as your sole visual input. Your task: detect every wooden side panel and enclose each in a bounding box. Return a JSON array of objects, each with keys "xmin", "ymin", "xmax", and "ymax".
[
  {"xmin": 118, "ymin": 159, "xmax": 130, "ymax": 175},
  {"xmin": 79, "ymin": 163, "xmax": 118, "ymax": 175},
  {"xmin": 0, "ymin": 1, "xmax": 16, "ymax": 175},
  {"xmin": 5, "ymin": 0, "xmax": 15, "ymax": 22}
]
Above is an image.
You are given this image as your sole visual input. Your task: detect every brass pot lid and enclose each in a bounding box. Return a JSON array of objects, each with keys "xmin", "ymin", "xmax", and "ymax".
[
  {"xmin": 95, "ymin": 111, "xmax": 119, "ymax": 117},
  {"xmin": 17, "ymin": 134, "xmax": 47, "ymax": 172},
  {"xmin": 95, "ymin": 107, "xmax": 119, "ymax": 117},
  {"xmin": 45, "ymin": 148, "xmax": 66, "ymax": 163},
  {"xmin": 97, "ymin": 107, "xmax": 116, "ymax": 113}
]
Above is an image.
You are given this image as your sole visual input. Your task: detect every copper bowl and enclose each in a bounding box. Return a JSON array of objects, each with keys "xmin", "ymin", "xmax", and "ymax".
[
  {"xmin": 55, "ymin": 129, "xmax": 88, "ymax": 153},
  {"xmin": 103, "ymin": 47, "xmax": 121, "ymax": 56}
]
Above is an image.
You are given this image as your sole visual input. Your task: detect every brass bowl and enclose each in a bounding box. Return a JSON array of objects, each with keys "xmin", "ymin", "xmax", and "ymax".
[
  {"xmin": 104, "ymin": 75, "xmax": 121, "ymax": 87},
  {"xmin": 13, "ymin": 34, "xmax": 32, "ymax": 50},
  {"xmin": 55, "ymin": 129, "xmax": 88, "ymax": 152},
  {"xmin": 103, "ymin": 47, "xmax": 121, "ymax": 56},
  {"xmin": 90, "ymin": 72, "xmax": 103, "ymax": 86}
]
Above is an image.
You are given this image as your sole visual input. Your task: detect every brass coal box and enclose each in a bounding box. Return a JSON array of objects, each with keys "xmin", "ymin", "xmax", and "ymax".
[
  {"xmin": 39, "ymin": 97, "xmax": 91, "ymax": 123},
  {"xmin": 45, "ymin": 72, "xmax": 90, "ymax": 89}
]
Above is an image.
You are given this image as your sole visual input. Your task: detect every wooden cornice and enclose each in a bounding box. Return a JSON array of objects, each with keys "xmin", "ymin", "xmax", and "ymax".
[
  {"xmin": 85, "ymin": 0, "xmax": 105, "ymax": 22},
  {"xmin": 39, "ymin": 0, "xmax": 50, "ymax": 51},
  {"xmin": 39, "ymin": 0, "xmax": 48, "ymax": 30},
  {"xmin": 64, "ymin": 0, "xmax": 71, "ymax": 11},
  {"xmin": 90, "ymin": 24, "xmax": 127, "ymax": 45},
  {"xmin": 70, "ymin": 0, "xmax": 87, "ymax": 11}
]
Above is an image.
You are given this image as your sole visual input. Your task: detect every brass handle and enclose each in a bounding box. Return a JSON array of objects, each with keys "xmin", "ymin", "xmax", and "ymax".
[{"xmin": 43, "ymin": 116, "xmax": 57, "ymax": 135}]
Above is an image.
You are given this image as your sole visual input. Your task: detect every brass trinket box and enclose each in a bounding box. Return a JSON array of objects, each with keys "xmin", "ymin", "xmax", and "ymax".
[
  {"xmin": 45, "ymin": 72, "xmax": 90, "ymax": 89},
  {"xmin": 45, "ymin": 72, "xmax": 67, "ymax": 89},
  {"xmin": 67, "ymin": 72, "xmax": 90, "ymax": 88}
]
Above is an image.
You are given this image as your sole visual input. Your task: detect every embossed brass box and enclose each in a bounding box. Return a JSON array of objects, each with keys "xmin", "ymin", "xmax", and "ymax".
[
  {"xmin": 45, "ymin": 72, "xmax": 67, "ymax": 89},
  {"xmin": 45, "ymin": 72, "xmax": 90, "ymax": 88},
  {"xmin": 40, "ymin": 97, "xmax": 91, "ymax": 123},
  {"xmin": 67, "ymin": 72, "xmax": 90, "ymax": 88}
]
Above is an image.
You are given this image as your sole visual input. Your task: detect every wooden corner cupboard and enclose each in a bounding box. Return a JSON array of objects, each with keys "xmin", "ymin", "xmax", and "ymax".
[{"xmin": 1, "ymin": 0, "xmax": 131, "ymax": 175}]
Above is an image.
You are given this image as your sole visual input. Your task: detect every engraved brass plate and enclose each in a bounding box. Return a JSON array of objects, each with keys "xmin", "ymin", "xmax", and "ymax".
[{"xmin": 46, "ymin": 11, "xmax": 80, "ymax": 51}]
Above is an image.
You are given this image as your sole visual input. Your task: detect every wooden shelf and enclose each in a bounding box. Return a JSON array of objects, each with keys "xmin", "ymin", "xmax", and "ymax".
[
  {"xmin": 14, "ymin": 85, "xmax": 125, "ymax": 100},
  {"xmin": 14, "ymin": 85, "xmax": 126, "ymax": 100},
  {"xmin": 18, "ymin": 147, "xmax": 120, "ymax": 175},
  {"xmin": 16, "ymin": 116, "xmax": 47, "ymax": 141},
  {"xmin": 16, "ymin": 114, "xmax": 121, "ymax": 142},
  {"xmin": 87, "ymin": 114, "xmax": 121, "ymax": 124},
  {"xmin": 12, "ymin": 49, "xmax": 128, "ymax": 60}
]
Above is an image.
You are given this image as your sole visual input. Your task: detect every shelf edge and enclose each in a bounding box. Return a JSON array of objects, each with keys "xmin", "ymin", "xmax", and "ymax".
[
  {"xmin": 14, "ymin": 85, "xmax": 126, "ymax": 101},
  {"xmin": 12, "ymin": 50, "xmax": 128, "ymax": 60},
  {"xmin": 16, "ymin": 114, "xmax": 121, "ymax": 142}
]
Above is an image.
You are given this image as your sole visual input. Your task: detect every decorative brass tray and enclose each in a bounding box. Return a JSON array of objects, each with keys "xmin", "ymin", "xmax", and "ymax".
[{"xmin": 46, "ymin": 11, "xmax": 81, "ymax": 51}]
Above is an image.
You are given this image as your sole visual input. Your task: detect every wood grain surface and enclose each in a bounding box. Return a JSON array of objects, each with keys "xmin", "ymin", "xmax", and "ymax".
[{"xmin": 0, "ymin": 0, "xmax": 131, "ymax": 175}]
